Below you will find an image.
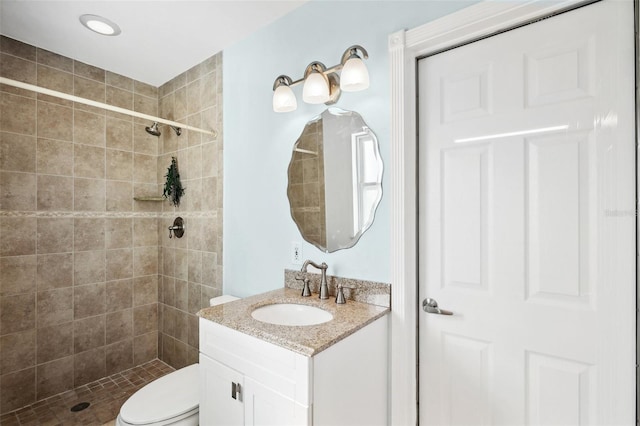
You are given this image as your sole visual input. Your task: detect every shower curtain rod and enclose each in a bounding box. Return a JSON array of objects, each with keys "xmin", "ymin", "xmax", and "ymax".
[{"xmin": 0, "ymin": 77, "xmax": 218, "ymax": 138}]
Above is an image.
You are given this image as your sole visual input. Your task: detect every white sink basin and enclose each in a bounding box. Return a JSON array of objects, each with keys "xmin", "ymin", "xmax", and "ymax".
[{"xmin": 251, "ymin": 303, "xmax": 333, "ymax": 326}]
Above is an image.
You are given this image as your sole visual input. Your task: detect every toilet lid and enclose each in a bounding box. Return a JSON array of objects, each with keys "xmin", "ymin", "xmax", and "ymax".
[{"xmin": 120, "ymin": 363, "xmax": 199, "ymax": 425}]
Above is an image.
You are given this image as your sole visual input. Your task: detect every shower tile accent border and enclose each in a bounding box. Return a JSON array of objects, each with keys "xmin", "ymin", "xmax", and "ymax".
[{"xmin": 284, "ymin": 269, "xmax": 391, "ymax": 308}]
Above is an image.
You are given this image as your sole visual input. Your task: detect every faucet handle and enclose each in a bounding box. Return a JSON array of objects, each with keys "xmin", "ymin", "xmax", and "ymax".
[
  {"xmin": 295, "ymin": 276, "xmax": 312, "ymax": 297},
  {"xmin": 335, "ymin": 284, "xmax": 355, "ymax": 304}
]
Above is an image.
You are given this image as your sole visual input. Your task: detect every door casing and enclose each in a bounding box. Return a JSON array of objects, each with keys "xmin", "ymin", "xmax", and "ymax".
[{"xmin": 387, "ymin": 1, "xmax": 639, "ymax": 424}]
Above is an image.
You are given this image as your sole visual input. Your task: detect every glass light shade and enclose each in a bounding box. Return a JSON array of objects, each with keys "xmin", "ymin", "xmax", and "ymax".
[
  {"xmin": 302, "ymin": 72, "xmax": 330, "ymax": 104},
  {"xmin": 340, "ymin": 57, "xmax": 370, "ymax": 92},
  {"xmin": 79, "ymin": 15, "xmax": 121, "ymax": 36},
  {"xmin": 273, "ymin": 85, "xmax": 297, "ymax": 112}
]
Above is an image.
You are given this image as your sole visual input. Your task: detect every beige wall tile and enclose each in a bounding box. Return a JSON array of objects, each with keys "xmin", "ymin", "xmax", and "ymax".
[
  {"xmin": 74, "ymin": 109, "xmax": 105, "ymax": 147},
  {"xmin": 0, "ymin": 367, "xmax": 35, "ymax": 413},
  {"xmin": 74, "ymin": 178, "xmax": 105, "ymax": 211},
  {"xmin": 36, "ymin": 288, "xmax": 73, "ymax": 327},
  {"xmin": 0, "ymin": 292, "xmax": 35, "ymax": 334},
  {"xmin": 105, "ymin": 218, "xmax": 132, "ymax": 249},
  {"xmin": 133, "ymin": 331, "xmax": 157, "ymax": 365},
  {"xmin": 37, "ymin": 48, "xmax": 73, "ymax": 72},
  {"xmin": 133, "ymin": 218, "xmax": 158, "ymax": 247},
  {"xmin": 37, "ymin": 65, "xmax": 73, "ymax": 96},
  {"xmin": 74, "ymin": 144, "xmax": 105, "ymax": 178},
  {"xmin": 74, "ymin": 61, "xmax": 105, "ymax": 83},
  {"xmin": 73, "ymin": 250, "xmax": 105, "ymax": 286},
  {"xmin": 106, "ymin": 249, "xmax": 133, "ymax": 281},
  {"xmin": 1, "ymin": 53, "xmax": 36, "ymax": 84},
  {"xmin": 106, "ymin": 309, "xmax": 132, "ymax": 344},
  {"xmin": 106, "ymin": 117, "xmax": 133, "ymax": 151},
  {"xmin": 173, "ymin": 87, "xmax": 187, "ymax": 121},
  {"xmin": 106, "ymin": 85, "xmax": 133, "ymax": 110},
  {"xmin": 73, "ymin": 347, "xmax": 105, "ymax": 387},
  {"xmin": 0, "ymin": 171, "xmax": 36, "ymax": 211},
  {"xmin": 106, "ymin": 149, "xmax": 133, "ymax": 181},
  {"xmin": 106, "ymin": 339, "xmax": 133, "ymax": 375},
  {"xmin": 187, "ymin": 314, "xmax": 199, "ymax": 349},
  {"xmin": 0, "ymin": 132, "xmax": 36, "ymax": 172},
  {"xmin": 186, "ymin": 113, "xmax": 202, "ymax": 147},
  {"xmin": 174, "ymin": 279, "xmax": 188, "ymax": 312},
  {"xmin": 133, "ymin": 153, "xmax": 156, "ymax": 183},
  {"xmin": 0, "ymin": 217, "xmax": 36, "ymax": 256},
  {"xmin": 133, "ymin": 94, "xmax": 157, "ymax": 116},
  {"xmin": 133, "ymin": 276, "xmax": 157, "ymax": 307},
  {"xmin": 0, "ymin": 329, "xmax": 35, "ymax": 374},
  {"xmin": 36, "ymin": 138, "xmax": 73, "ymax": 175},
  {"xmin": 1, "ymin": 92, "xmax": 36, "ymax": 135},
  {"xmin": 106, "ymin": 72, "xmax": 133, "ymax": 91},
  {"xmin": 37, "ymin": 253, "xmax": 73, "ymax": 291},
  {"xmin": 187, "ymin": 251, "xmax": 202, "ymax": 285},
  {"xmin": 37, "ymin": 175, "xmax": 73, "ymax": 211},
  {"xmin": 186, "ymin": 63, "xmax": 202, "ymax": 83},
  {"xmin": 1, "ymin": 36, "xmax": 36, "ymax": 61},
  {"xmin": 201, "ymin": 73, "xmax": 217, "ymax": 109},
  {"xmin": 134, "ymin": 304, "xmax": 157, "ymax": 336},
  {"xmin": 134, "ymin": 81, "xmax": 157, "ymax": 98},
  {"xmin": 106, "ymin": 180, "xmax": 132, "ymax": 212},
  {"xmin": 74, "ymin": 282, "xmax": 105, "ymax": 319},
  {"xmin": 74, "ymin": 218, "xmax": 105, "ymax": 251},
  {"xmin": 36, "ymin": 322, "xmax": 72, "ymax": 363},
  {"xmin": 0, "ymin": 255, "xmax": 36, "ymax": 296},
  {"xmin": 37, "ymin": 101, "xmax": 72, "ymax": 141},
  {"xmin": 187, "ymin": 282, "xmax": 200, "ymax": 314},
  {"xmin": 134, "ymin": 246, "xmax": 158, "ymax": 277},
  {"xmin": 133, "ymin": 124, "xmax": 157, "ymax": 155},
  {"xmin": 74, "ymin": 315, "xmax": 105, "ymax": 353},
  {"xmin": 36, "ymin": 356, "xmax": 73, "ymax": 400},
  {"xmin": 105, "ymin": 279, "xmax": 132, "ymax": 313},
  {"xmin": 186, "ymin": 80, "xmax": 202, "ymax": 115},
  {"xmin": 74, "ymin": 76, "xmax": 105, "ymax": 104},
  {"xmin": 37, "ymin": 218, "xmax": 73, "ymax": 254}
]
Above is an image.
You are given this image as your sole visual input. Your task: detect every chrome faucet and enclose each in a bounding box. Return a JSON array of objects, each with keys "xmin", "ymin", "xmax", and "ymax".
[{"xmin": 300, "ymin": 260, "xmax": 329, "ymax": 299}]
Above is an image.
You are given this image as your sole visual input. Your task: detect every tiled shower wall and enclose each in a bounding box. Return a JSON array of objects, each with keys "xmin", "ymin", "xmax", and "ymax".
[
  {"xmin": 156, "ymin": 54, "xmax": 223, "ymax": 369},
  {"xmin": 0, "ymin": 36, "xmax": 162, "ymax": 414}
]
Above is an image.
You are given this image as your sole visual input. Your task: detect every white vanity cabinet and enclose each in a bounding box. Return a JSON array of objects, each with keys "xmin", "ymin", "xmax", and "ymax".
[{"xmin": 199, "ymin": 315, "xmax": 388, "ymax": 426}]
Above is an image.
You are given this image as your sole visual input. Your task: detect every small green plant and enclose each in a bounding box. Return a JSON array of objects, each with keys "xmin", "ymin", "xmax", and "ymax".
[{"xmin": 163, "ymin": 157, "xmax": 185, "ymax": 207}]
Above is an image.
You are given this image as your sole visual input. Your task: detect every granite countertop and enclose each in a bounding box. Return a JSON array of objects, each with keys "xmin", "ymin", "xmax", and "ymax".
[{"xmin": 197, "ymin": 287, "xmax": 390, "ymax": 357}]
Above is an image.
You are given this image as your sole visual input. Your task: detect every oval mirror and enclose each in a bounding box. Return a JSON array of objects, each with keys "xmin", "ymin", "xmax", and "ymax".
[{"xmin": 287, "ymin": 108, "xmax": 383, "ymax": 253}]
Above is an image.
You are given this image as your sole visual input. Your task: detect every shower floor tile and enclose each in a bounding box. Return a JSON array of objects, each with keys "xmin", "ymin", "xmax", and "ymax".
[{"xmin": 0, "ymin": 359, "xmax": 174, "ymax": 426}]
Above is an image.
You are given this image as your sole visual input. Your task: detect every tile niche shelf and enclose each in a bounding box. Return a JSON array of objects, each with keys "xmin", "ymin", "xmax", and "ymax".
[{"xmin": 133, "ymin": 196, "xmax": 165, "ymax": 201}]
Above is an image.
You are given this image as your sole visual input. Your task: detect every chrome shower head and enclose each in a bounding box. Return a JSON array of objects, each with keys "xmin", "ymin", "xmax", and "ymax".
[
  {"xmin": 145, "ymin": 122, "xmax": 181, "ymax": 137},
  {"xmin": 145, "ymin": 122, "xmax": 161, "ymax": 136}
]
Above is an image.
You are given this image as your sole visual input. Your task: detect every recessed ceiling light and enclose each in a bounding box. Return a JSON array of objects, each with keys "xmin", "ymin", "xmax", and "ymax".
[{"xmin": 79, "ymin": 14, "xmax": 121, "ymax": 36}]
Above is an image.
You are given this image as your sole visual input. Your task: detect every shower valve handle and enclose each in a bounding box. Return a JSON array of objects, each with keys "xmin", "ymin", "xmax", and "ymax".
[{"xmin": 168, "ymin": 217, "xmax": 184, "ymax": 239}]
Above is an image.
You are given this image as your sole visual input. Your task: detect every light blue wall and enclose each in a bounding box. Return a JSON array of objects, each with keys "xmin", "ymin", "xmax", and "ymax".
[{"xmin": 223, "ymin": 1, "xmax": 475, "ymax": 297}]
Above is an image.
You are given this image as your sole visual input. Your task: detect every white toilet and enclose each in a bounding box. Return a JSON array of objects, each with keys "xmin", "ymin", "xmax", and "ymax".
[{"xmin": 116, "ymin": 295, "xmax": 239, "ymax": 426}]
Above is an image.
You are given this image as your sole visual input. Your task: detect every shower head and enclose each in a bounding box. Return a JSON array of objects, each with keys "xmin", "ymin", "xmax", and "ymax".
[
  {"xmin": 145, "ymin": 122, "xmax": 182, "ymax": 137},
  {"xmin": 145, "ymin": 122, "xmax": 161, "ymax": 136}
]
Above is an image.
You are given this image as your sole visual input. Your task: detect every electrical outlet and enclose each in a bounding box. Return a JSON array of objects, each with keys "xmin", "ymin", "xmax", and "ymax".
[{"xmin": 291, "ymin": 241, "xmax": 303, "ymax": 265}]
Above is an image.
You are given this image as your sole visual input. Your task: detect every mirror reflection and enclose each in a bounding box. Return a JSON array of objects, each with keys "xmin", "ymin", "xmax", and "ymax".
[{"xmin": 287, "ymin": 108, "xmax": 383, "ymax": 253}]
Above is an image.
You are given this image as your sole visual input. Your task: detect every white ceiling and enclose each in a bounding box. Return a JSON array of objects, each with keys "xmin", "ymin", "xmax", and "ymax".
[{"xmin": 0, "ymin": 1, "xmax": 306, "ymax": 87}]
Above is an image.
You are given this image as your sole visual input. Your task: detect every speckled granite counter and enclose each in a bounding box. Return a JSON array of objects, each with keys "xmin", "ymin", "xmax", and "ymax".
[{"xmin": 197, "ymin": 287, "xmax": 389, "ymax": 356}]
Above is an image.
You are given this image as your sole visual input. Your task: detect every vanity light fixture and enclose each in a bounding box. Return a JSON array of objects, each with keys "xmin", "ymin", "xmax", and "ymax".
[
  {"xmin": 272, "ymin": 45, "xmax": 369, "ymax": 113},
  {"xmin": 79, "ymin": 14, "xmax": 121, "ymax": 36}
]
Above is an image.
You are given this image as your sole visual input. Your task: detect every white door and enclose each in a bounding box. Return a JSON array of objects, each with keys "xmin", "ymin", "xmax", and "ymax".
[
  {"xmin": 199, "ymin": 354, "xmax": 244, "ymax": 425},
  {"xmin": 418, "ymin": 1, "xmax": 636, "ymax": 424}
]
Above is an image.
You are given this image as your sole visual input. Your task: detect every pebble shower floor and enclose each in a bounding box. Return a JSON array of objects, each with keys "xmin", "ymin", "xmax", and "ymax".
[{"xmin": 0, "ymin": 360, "xmax": 174, "ymax": 425}]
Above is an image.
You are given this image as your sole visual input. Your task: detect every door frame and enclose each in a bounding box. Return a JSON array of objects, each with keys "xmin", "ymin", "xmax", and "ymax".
[{"xmin": 387, "ymin": 1, "xmax": 637, "ymax": 424}]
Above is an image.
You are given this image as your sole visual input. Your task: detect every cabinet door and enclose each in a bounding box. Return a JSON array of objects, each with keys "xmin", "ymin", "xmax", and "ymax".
[
  {"xmin": 244, "ymin": 377, "xmax": 309, "ymax": 426},
  {"xmin": 200, "ymin": 354, "xmax": 244, "ymax": 425}
]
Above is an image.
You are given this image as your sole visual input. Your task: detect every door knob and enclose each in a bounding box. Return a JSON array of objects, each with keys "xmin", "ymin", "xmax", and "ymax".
[{"xmin": 423, "ymin": 298, "xmax": 453, "ymax": 315}]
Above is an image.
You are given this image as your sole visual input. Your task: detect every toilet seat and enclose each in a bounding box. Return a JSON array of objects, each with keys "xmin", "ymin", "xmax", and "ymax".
[{"xmin": 117, "ymin": 363, "xmax": 199, "ymax": 426}]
